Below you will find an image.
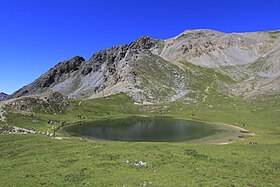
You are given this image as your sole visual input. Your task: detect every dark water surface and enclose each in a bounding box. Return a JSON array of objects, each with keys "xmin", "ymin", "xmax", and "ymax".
[{"xmin": 63, "ymin": 117, "xmax": 219, "ymax": 142}]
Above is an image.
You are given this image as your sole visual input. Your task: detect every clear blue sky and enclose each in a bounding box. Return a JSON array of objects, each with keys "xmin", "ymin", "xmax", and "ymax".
[{"xmin": 0, "ymin": 0, "xmax": 279, "ymax": 94}]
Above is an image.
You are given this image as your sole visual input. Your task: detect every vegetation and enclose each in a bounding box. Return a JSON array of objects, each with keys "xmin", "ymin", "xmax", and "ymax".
[
  {"xmin": 1, "ymin": 134, "xmax": 279, "ymax": 186},
  {"xmin": 1, "ymin": 92, "xmax": 280, "ymax": 186}
]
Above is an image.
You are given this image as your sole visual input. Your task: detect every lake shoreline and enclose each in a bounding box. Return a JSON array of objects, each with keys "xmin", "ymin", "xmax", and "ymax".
[{"xmin": 60, "ymin": 116, "xmax": 253, "ymax": 145}]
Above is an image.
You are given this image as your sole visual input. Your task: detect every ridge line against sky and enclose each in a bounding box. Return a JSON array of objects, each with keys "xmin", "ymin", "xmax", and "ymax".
[{"xmin": 0, "ymin": 0, "xmax": 280, "ymax": 94}]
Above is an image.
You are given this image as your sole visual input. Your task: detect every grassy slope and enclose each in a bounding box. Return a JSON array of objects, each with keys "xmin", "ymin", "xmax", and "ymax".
[
  {"xmin": 1, "ymin": 135, "xmax": 279, "ymax": 187},
  {"xmin": 1, "ymin": 93, "xmax": 280, "ymax": 186},
  {"xmin": 132, "ymin": 56, "xmax": 189, "ymax": 103}
]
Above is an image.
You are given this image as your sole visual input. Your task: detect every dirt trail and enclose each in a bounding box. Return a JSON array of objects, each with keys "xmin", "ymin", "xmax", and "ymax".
[{"xmin": 202, "ymin": 71, "xmax": 218, "ymax": 103}]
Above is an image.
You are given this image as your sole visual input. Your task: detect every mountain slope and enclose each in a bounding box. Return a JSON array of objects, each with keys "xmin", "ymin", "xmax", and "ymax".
[
  {"xmin": 0, "ymin": 92, "xmax": 9, "ymax": 101},
  {"xmin": 10, "ymin": 29, "xmax": 280, "ymax": 103}
]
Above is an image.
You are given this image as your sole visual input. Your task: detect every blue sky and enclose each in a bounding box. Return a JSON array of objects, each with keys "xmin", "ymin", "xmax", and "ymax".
[{"xmin": 0, "ymin": 0, "xmax": 279, "ymax": 94}]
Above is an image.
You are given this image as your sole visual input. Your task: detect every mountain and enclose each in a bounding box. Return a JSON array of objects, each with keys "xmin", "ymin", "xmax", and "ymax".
[
  {"xmin": 0, "ymin": 92, "xmax": 9, "ymax": 101},
  {"xmin": 10, "ymin": 29, "xmax": 280, "ymax": 103}
]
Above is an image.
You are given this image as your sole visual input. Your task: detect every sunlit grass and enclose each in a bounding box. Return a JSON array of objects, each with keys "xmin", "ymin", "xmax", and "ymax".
[{"xmin": 1, "ymin": 92, "xmax": 280, "ymax": 186}]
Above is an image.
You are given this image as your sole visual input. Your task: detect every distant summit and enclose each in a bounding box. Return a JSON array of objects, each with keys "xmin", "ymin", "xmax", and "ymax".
[{"xmin": 0, "ymin": 92, "xmax": 9, "ymax": 101}]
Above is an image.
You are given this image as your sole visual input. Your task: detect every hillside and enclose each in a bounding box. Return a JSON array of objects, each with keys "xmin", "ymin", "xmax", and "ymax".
[
  {"xmin": 10, "ymin": 29, "xmax": 280, "ymax": 103},
  {"xmin": 0, "ymin": 92, "xmax": 9, "ymax": 101}
]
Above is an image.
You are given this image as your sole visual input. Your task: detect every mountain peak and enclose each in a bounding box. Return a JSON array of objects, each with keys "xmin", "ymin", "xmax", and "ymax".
[
  {"xmin": 182, "ymin": 29, "xmax": 223, "ymax": 33},
  {"xmin": 173, "ymin": 29, "xmax": 224, "ymax": 41},
  {"xmin": 130, "ymin": 36, "xmax": 161, "ymax": 51},
  {"xmin": 0, "ymin": 92, "xmax": 9, "ymax": 101}
]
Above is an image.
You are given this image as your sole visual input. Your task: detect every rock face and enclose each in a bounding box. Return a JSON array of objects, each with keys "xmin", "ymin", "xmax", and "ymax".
[
  {"xmin": 10, "ymin": 29, "xmax": 280, "ymax": 103},
  {"xmin": 161, "ymin": 29, "xmax": 264, "ymax": 67},
  {"xmin": 11, "ymin": 56, "xmax": 85, "ymax": 98},
  {"xmin": 0, "ymin": 92, "xmax": 9, "ymax": 101}
]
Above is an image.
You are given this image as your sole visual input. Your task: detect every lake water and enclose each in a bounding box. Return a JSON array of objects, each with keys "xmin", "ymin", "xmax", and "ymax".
[{"xmin": 63, "ymin": 117, "xmax": 220, "ymax": 142}]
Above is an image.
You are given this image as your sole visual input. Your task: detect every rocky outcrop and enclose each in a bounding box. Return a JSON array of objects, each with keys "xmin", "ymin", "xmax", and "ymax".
[
  {"xmin": 82, "ymin": 36, "xmax": 161, "ymax": 76},
  {"xmin": 7, "ymin": 92, "xmax": 69, "ymax": 114},
  {"xmin": 0, "ymin": 126, "xmax": 36, "ymax": 135},
  {"xmin": 38, "ymin": 56, "xmax": 85, "ymax": 88},
  {"xmin": 10, "ymin": 56, "xmax": 85, "ymax": 98}
]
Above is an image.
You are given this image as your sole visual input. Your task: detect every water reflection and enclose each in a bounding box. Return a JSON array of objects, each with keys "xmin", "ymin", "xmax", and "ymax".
[{"xmin": 64, "ymin": 117, "xmax": 217, "ymax": 142}]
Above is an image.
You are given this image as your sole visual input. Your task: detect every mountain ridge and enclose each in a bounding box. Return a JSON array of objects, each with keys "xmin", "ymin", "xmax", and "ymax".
[
  {"xmin": 0, "ymin": 92, "xmax": 9, "ymax": 101},
  {"xmin": 10, "ymin": 29, "xmax": 280, "ymax": 103}
]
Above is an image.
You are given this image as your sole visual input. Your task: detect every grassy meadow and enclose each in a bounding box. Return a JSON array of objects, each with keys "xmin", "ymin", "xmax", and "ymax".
[{"xmin": 0, "ymin": 93, "xmax": 280, "ymax": 186}]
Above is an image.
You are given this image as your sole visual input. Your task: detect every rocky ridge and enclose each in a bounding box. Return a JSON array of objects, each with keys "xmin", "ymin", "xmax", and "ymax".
[
  {"xmin": 9, "ymin": 29, "xmax": 280, "ymax": 103},
  {"xmin": 0, "ymin": 92, "xmax": 9, "ymax": 101}
]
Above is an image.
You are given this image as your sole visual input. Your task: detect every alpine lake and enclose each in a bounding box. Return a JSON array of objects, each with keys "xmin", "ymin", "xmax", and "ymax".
[{"xmin": 63, "ymin": 117, "xmax": 244, "ymax": 143}]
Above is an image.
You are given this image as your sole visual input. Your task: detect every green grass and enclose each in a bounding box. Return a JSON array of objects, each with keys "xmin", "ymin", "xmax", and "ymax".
[
  {"xmin": 133, "ymin": 56, "xmax": 189, "ymax": 102},
  {"xmin": 1, "ymin": 93, "xmax": 280, "ymax": 186},
  {"xmin": 176, "ymin": 61, "xmax": 236, "ymax": 102},
  {"xmin": 0, "ymin": 135, "xmax": 279, "ymax": 186}
]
